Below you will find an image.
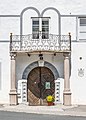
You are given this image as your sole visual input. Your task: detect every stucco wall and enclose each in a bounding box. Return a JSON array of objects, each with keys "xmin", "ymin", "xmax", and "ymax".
[
  {"xmin": 0, "ymin": 17, "xmax": 20, "ymax": 40},
  {"xmin": 0, "ymin": 0, "xmax": 86, "ymax": 104},
  {"xmin": 0, "ymin": 0, "xmax": 85, "ymax": 40},
  {"xmin": 71, "ymin": 42, "xmax": 86, "ymax": 104},
  {"xmin": 0, "ymin": 42, "xmax": 10, "ymax": 103},
  {"xmin": 0, "ymin": 0, "xmax": 86, "ymax": 15}
]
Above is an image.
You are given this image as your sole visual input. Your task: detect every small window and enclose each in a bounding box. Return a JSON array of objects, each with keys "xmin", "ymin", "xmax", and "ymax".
[
  {"xmin": 32, "ymin": 17, "xmax": 49, "ymax": 39},
  {"xmin": 79, "ymin": 18, "xmax": 86, "ymax": 40},
  {"xmin": 32, "ymin": 18, "xmax": 39, "ymax": 39},
  {"xmin": 42, "ymin": 18, "xmax": 49, "ymax": 39},
  {"xmin": 80, "ymin": 18, "xmax": 86, "ymax": 26}
]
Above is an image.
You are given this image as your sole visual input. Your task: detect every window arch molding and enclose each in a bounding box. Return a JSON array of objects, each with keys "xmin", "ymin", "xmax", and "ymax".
[
  {"xmin": 41, "ymin": 7, "xmax": 60, "ymax": 16},
  {"xmin": 41, "ymin": 7, "xmax": 61, "ymax": 35},
  {"xmin": 20, "ymin": 7, "xmax": 61, "ymax": 36},
  {"xmin": 20, "ymin": 7, "xmax": 40, "ymax": 35}
]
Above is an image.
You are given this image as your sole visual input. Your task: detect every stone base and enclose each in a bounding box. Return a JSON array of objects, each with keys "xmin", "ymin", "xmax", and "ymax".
[
  {"xmin": 63, "ymin": 91, "xmax": 72, "ymax": 106},
  {"xmin": 9, "ymin": 89, "xmax": 18, "ymax": 105}
]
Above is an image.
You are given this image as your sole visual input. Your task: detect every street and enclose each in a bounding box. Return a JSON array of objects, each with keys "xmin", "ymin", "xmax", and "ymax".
[{"xmin": 0, "ymin": 111, "xmax": 86, "ymax": 120}]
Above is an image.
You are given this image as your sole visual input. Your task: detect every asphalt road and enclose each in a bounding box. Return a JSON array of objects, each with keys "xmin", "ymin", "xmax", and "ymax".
[{"xmin": 0, "ymin": 111, "xmax": 86, "ymax": 120}]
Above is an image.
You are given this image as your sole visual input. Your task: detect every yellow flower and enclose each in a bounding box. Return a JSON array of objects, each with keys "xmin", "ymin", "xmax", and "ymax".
[{"xmin": 46, "ymin": 95, "xmax": 54, "ymax": 102}]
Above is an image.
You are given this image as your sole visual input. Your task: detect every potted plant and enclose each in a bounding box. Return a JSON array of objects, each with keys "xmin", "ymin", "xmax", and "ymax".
[{"xmin": 46, "ymin": 95, "xmax": 54, "ymax": 106}]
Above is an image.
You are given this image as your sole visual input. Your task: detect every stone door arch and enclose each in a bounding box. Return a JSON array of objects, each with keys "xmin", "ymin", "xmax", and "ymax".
[
  {"xmin": 22, "ymin": 61, "xmax": 59, "ymax": 105},
  {"xmin": 22, "ymin": 61, "xmax": 59, "ymax": 80}
]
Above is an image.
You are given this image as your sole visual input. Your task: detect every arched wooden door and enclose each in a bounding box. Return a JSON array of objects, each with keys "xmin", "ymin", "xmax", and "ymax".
[{"xmin": 27, "ymin": 67, "xmax": 55, "ymax": 105}]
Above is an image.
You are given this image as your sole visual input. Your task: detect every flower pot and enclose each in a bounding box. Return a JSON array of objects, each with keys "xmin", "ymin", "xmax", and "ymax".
[{"xmin": 47, "ymin": 102, "xmax": 53, "ymax": 106}]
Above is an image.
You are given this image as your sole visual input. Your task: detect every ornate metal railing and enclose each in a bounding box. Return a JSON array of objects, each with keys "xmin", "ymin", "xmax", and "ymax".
[{"xmin": 10, "ymin": 33, "xmax": 71, "ymax": 52}]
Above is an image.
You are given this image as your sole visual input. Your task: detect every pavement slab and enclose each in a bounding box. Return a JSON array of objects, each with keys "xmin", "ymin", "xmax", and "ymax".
[{"xmin": 0, "ymin": 104, "xmax": 86, "ymax": 116}]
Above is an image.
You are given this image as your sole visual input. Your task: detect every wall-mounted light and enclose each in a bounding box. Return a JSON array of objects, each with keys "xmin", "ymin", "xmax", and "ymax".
[
  {"xmin": 54, "ymin": 53, "xmax": 56, "ymax": 56},
  {"xmin": 26, "ymin": 53, "xmax": 30, "ymax": 57}
]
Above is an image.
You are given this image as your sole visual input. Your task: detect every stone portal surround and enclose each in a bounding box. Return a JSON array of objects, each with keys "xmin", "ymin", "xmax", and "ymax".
[
  {"xmin": 9, "ymin": 52, "xmax": 71, "ymax": 106},
  {"xmin": 22, "ymin": 61, "xmax": 59, "ymax": 80},
  {"xmin": 63, "ymin": 53, "xmax": 71, "ymax": 106},
  {"xmin": 9, "ymin": 52, "xmax": 17, "ymax": 105}
]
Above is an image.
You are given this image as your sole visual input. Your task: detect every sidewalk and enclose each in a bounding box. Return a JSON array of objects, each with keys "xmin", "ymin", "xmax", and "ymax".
[{"xmin": 0, "ymin": 104, "xmax": 86, "ymax": 116}]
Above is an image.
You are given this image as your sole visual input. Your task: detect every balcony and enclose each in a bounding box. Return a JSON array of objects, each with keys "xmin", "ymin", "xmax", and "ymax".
[{"xmin": 10, "ymin": 33, "xmax": 71, "ymax": 53}]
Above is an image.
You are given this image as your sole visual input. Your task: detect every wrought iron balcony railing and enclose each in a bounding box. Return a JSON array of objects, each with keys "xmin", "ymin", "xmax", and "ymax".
[{"xmin": 10, "ymin": 33, "xmax": 71, "ymax": 52}]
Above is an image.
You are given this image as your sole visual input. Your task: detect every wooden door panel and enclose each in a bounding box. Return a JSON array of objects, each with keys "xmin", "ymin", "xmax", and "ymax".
[
  {"xmin": 28, "ymin": 89, "xmax": 40, "ymax": 105},
  {"xmin": 27, "ymin": 67, "xmax": 55, "ymax": 105}
]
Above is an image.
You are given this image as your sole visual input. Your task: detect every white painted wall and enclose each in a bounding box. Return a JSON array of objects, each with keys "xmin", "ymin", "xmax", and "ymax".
[
  {"xmin": 71, "ymin": 42, "xmax": 86, "ymax": 104},
  {"xmin": 0, "ymin": 0, "xmax": 82, "ymax": 42},
  {"xmin": 0, "ymin": 17, "xmax": 20, "ymax": 40},
  {"xmin": 61, "ymin": 17, "xmax": 77, "ymax": 40},
  {"xmin": 0, "ymin": 43, "xmax": 10, "ymax": 104},
  {"xmin": 0, "ymin": 0, "xmax": 85, "ymax": 40},
  {"xmin": 0, "ymin": 0, "xmax": 86, "ymax": 105},
  {"xmin": 0, "ymin": 0, "xmax": 86, "ymax": 15}
]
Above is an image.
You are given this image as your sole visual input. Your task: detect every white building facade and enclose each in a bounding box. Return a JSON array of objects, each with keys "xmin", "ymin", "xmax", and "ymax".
[{"xmin": 0, "ymin": 0, "xmax": 86, "ymax": 105}]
